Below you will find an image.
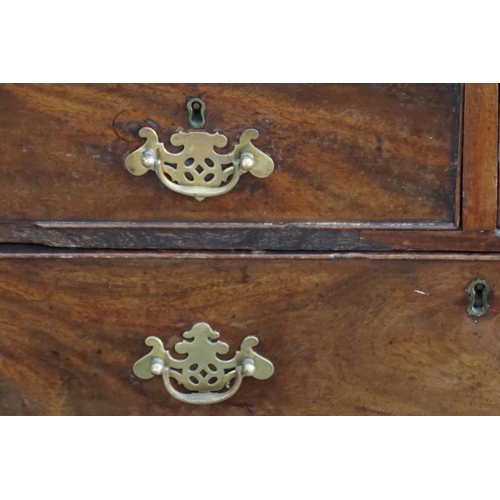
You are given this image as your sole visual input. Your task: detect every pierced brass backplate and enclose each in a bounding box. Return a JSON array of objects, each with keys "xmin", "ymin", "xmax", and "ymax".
[
  {"xmin": 125, "ymin": 127, "xmax": 274, "ymax": 201},
  {"xmin": 466, "ymin": 277, "xmax": 492, "ymax": 317},
  {"xmin": 133, "ymin": 323, "xmax": 274, "ymax": 405}
]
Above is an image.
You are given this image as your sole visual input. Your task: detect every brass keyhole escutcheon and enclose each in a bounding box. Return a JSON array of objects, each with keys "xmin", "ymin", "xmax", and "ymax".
[
  {"xmin": 187, "ymin": 97, "xmax": 206, "ymax": 128},
  {"xmin": 466, "ymin": 278, "xmax": 492, "ymax": 317}
]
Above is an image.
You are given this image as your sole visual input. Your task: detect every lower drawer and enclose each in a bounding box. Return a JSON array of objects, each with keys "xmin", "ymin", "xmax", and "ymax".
[{"xmin": 0, "ymin": 252, "xmax": 499, "ymax": 415}]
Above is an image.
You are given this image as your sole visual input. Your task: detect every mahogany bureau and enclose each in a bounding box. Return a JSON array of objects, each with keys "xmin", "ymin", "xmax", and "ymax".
[{"xmin": 0, "ymin": 83, "xmax": 499, "ymax": 415}]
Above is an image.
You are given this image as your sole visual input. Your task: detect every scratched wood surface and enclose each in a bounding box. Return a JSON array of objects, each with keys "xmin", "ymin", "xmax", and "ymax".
[
  {"xmin": 1, "ymin": 252, "xmax": 500, "ymax": 416},
  {"xmin": 3, "ymin": 224, "xmax": 500, "ymax": 252},
  {"xmin": 0, "ymin": 84, "xmax": 461, "ymax": 225}
]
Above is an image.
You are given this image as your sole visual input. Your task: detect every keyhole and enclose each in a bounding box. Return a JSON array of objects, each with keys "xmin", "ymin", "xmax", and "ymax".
[
  {"xmin": 466, "ymin": 278, "xmax": 492, "ymax": 317},
  {"xmin": 187, "ymin": 98, "xmax": 206, "ymax": 128},
  {"xmin": 473, "ymin": 284, "xmax": 485, "ymax": 311}
]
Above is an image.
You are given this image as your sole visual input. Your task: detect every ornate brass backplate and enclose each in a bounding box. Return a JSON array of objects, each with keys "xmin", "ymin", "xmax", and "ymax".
[
  {"xmin": 133, "ymin": 322, "xmax": 274, "ymax": 405},
  {"xmin": 125, "ymin": 128, "xmax": 274, "ymax": 201}
]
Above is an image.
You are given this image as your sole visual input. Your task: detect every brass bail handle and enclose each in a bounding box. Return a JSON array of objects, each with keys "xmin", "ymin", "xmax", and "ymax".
[
  {"xmin": 132, "ymin": 323, "xmax": 274, "ymax": 406},
  {"xmin": 124, "ymin": 99, "xmax": 274, "ymax": 201}
]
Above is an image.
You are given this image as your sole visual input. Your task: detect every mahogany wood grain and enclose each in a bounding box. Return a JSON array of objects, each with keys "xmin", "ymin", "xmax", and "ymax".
[
  {"xmin": 0, "ymin": 84, "xmax": 461, "ymax": 225},
  {"xmin": 2, "ymin": 252, "xmax": 500, "ymax": 416},
  {"xmin": 462, "ymin": 84, "xmax": 498, "ymax": 230}
]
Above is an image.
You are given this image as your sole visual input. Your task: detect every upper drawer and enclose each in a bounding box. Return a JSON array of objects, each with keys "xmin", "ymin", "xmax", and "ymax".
[{"xmin": 0, "ymin": 84, "xmax": 461, "ymax": 226}]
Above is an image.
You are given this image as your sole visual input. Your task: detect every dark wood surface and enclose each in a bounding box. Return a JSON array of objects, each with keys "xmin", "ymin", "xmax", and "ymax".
[
  {"xmin": 2, "ymin": 252, "xmax": 500, "ymax": 416},
  {"xmin": 463, "ymin": 84, "xmax": 498, "ymax": 230},
  {"xmin": 0, "ymin": 83, "xmax": 498, "ymax": 417},
  {"xmin": 4, "ymin": 223, "xmax": 500, "ymax": 252},
  {"xmin": 0, "ymin": 84, "xmax": 461, "ymax": 225}
]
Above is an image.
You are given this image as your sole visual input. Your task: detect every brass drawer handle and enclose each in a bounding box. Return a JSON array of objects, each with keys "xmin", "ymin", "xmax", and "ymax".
[
  {"xmin": 133, "ymin": 322, "xmax": 274, "ymax": 405},
  {"xmin": 125, "ymin": 128, "xmax": 274, "ymax": 201}
]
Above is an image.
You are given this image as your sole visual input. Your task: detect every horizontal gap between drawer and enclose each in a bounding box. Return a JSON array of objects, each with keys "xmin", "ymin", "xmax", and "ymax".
[{"xmin": 32, "ymin": 221, "xmax": 457, "ymax": 231}]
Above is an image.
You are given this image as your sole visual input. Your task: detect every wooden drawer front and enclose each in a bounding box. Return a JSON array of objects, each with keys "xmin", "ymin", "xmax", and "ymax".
[
  {"xmin": 0, "ymin": 84, "xmax": 461, "ymax": 226},
  {"xmin": 1, "ymin": 252, "xmax": 499, "ymax": 415}
]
